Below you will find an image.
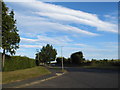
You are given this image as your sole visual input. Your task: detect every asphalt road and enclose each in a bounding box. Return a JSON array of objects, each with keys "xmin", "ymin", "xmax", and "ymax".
[{"xmin": 25, "ymin": 67, "xmax": 119, "ymax": 88}]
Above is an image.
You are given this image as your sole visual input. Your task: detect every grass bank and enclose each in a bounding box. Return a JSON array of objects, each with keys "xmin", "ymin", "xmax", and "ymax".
[{"xmin": 2, "ymin": 66, "xmax": 51, "ymax": 84}]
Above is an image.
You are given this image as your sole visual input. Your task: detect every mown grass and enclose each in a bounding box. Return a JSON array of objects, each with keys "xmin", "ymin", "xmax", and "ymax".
[{"xmin": 2, "ymin": 66, "xmax": 51, "ymax": 84}]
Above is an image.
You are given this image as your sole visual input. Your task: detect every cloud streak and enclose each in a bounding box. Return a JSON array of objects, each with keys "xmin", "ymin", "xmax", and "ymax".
[
  {"xmin": 20, "ymin": 45, "xmax": 42, "ymax": 48},
  {"xmin": 18, "ymin": 1, "xmax": 117, "ymax": 33},
  {"xmin": 16, "ymin": 13, "xmax": 98, "ymax": 36},
  {"xmin": 20, "ymin": 35, "xmax": 73, "ymax": 46},
  {"xmin": 13, "ymin": 0, "xmax": 117, "ymax": 37}
]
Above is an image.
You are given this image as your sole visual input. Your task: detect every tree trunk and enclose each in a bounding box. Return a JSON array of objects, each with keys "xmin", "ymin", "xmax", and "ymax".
[
  {"xmin": 2, "ymin": 49, "xmax": 5, "ymax": 68},
  {"xmin": 49, "ymin": 61, "xmax": 51, "ymax": 66}
]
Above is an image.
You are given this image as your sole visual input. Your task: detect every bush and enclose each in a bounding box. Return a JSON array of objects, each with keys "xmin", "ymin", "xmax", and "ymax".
[{"xmin": 3, "ymin": 55, "xmax": 36, "ymax": 72}]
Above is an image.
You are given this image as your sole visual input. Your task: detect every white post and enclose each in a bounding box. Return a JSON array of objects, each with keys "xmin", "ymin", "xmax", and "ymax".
[{"xmin": 61, "ymin": 46, "xmax": 64, "ymax": 71}]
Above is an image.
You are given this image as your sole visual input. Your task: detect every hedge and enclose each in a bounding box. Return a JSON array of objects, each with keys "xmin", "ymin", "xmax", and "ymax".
[{"xmin": 3, "ymin": 55, "xmax": 36, "ymax": 72}]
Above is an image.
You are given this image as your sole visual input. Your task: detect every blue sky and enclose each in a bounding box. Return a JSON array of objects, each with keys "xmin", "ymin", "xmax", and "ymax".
[{"xmin": 4, "ymin": 1, "xmax": 118, "ymax": 60}]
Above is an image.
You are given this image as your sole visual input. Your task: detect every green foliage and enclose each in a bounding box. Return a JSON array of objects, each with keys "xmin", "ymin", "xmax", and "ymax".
[
  {"xmin": 3, "ymin": 55, "xmax": 36, "ymax": 71},
  {"xmin": 71, "ymin": 51, "xmax": 84, "ymax": 64},
  {"xmin": 56, "ymin": 57, "xmax": 62, "ymax": 64},
  {"xmin": 2, "ymin": 2, "xmax": 20, "ymax": 55},
  {"xmin": 56, "ymin": 57, "xmax": 71, "ymax": 64},
  {"xmin": 35, "ymin": 60, "xmax": 40, "ymax": 66},
  {"xmin": 35, "ymin": 44, "xmax": 57, "ymax": 65},
  {"xmin": 90, "ymin": 59, "xmax": 120, "ymax": 66}
]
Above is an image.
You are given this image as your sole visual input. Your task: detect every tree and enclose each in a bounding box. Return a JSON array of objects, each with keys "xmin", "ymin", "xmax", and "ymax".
[
  {"xmin": 56, "ymin": 57, "xmax": 71, "ymax": 65},
  {"xmin": 56, "ymin": 57, "xmax": 61, "ymax": 64},
  {"xmin": 70, "ymin": 51, "xmax": 84, "ymax": 64},
  {"xmin": 1, "ymin": 2, "xmax": 20, "ymax": 67},
  {"xmin": 36, "ymin": 44, "xmax": 57, "ymax": 65}
]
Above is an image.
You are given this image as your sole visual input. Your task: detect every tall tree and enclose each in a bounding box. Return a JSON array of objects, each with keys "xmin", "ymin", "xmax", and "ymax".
[
  {"xmin": 1, "ymin": 2, "xmax": 20, "ymax": 67},
  {"xmin": 71, "ymin": 51, "xmax": 84, "ymax": 64},
  {"xmin": 36, "ymin": 44, "xmax": 57, "ymax": 65}
]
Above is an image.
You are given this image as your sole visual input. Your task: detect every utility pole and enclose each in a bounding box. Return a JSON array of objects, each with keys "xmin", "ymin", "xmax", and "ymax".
[{"xmin": 61, "ymin": 46, "xmax": 64, "ymax": 71}]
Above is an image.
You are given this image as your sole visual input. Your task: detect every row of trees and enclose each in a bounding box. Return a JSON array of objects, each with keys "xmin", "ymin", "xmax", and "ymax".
[
  {"xmin": 56, "ymin": 51, "xmax": 85, "ymax": 65},
  {"xmin": 35, "ymin": 45, "xmax": 120, "ymax": 67},
  {"xmin": 35, "ymin": 45, "xmax": 85, "ymax": 66}
]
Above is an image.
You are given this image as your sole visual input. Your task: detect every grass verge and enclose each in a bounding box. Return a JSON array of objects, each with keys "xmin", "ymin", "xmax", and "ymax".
[{"xmin": 2, "ymin": 66, "xmax": 51, "ymax": 84}]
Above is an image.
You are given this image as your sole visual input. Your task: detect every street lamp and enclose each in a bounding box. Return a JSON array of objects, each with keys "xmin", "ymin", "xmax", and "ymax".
[{"xmin": 61, "ymin": 46, "xmax": 64, "ymax": 71}]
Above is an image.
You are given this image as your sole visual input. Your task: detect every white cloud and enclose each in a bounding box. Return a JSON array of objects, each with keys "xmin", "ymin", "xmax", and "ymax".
[
  {"xmin": 4, "ymin": 0, "xmax": 36, "ymax": 2},
  {"xmin": 36, "ymin": 12, "xmax": 117, "ymax": 33},
  {"xmin": 74, "ymin": 43, "xmax": 88, "ymax": 47},
  {"xmin": 11, "ymin": 1, "xmax": 117, "ymax": 37},
  {"xmin": 104, "ymin": 12, "xmax": 118, "ymax": 25},
  {"xmin": 16, "ymin": 1, "xmax": 118, "ymax": 33},
  {"xmin": 16, "ymin": 13, "xmax": 98, "ymax": 36},
  {"xmin": 62, "ymin": 43, "xmax": 118, "ymax": 59},
  {"xmin": 20, "ymin": 45, "xmax": 42, "ymax": 48},
  {"xmin": 104, "ymin": 15, "xmax": 117, "ymax": 19},
  {"xmin": 20, "ymin": 35, "xmax": 73, "ymax": 47},
  {"xmin": 4, "ymin": 0, "xmax": 119, "ymax": 2},
  {"xmin": 21, "ymin": 37, "xmax": 38, "ymax": 42}
]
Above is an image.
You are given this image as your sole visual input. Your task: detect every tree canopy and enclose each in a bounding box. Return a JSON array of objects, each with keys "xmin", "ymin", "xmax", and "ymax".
[
  {"xmin": 2, "ymin": 2, "xmax": 20, "ymax": 55},
  {"xmin": 1, "ymin": 2, "xmax": 20, "ymax": 67},
  {"xmin": 36, "ymin": 44, "xmax": 57, "ymax": 65},
  {"xmin": 71, "ymin": 51, "xmax": 84, "ymax": 64}
]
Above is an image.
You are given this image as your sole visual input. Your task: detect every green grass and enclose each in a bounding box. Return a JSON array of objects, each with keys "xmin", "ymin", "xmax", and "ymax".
[{"xmin": 2, "ymin": 66, "xmax": 51, "ymax": 84}]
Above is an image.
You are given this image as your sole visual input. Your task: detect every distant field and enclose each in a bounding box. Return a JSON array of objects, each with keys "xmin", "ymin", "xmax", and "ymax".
[{"xmin": 2, "ymin": 66, "xmax": 51, "ymax": 84}]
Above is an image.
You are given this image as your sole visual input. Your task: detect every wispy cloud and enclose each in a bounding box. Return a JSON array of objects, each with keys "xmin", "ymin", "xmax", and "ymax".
[
  {"xmin": 36, "ymin": 11, "xmax": 117, "ymax": 33},
  {"xmin": 20, "ymin": 35, "xmax": 73, "ymax": 46},
  {"xmin": 74, "ymin": 43, "xmax": 88, "ymax": 47},
  {"xmin": 4, "ymin": 0, "xmax": 36, "ymax": 2},
  {"xmin": 4, "ymin": 0, "xmax": 119, "ymax": 2},
  {"xmin": 20, "ymin": 45, "xmax": 42, "ymax": 48},
  {"xmin": 17, "ymin": 1, "xmax": 117, "ymax": 33},
  {"xmin": 21, "ymin": 37, "xmax": 38, "ymax": 42},
  {"xmin": 104, "ymin": 11, "xmax": 118, "ymax": 24},
  {"xmin": 13, "ymin": 0, "xmax": 117, "ymax": 37},
  {"xmin": 62, "ymin": 43, "xmax": 118, "ymax": 59},
  {"xmin": 16, "ymin": 13, "xmax": 98, "ymax": 36}
]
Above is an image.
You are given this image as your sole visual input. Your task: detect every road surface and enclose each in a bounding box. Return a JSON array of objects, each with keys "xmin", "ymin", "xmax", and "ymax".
[{"xmin": 25, "ymin": 67, "xmax": 119, "ymax": 88}]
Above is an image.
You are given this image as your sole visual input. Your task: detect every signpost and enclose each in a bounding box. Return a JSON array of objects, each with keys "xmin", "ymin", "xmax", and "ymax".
[{"xmin": 61, "ymin": 46, "xmax": 64, "ymax": 71}]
